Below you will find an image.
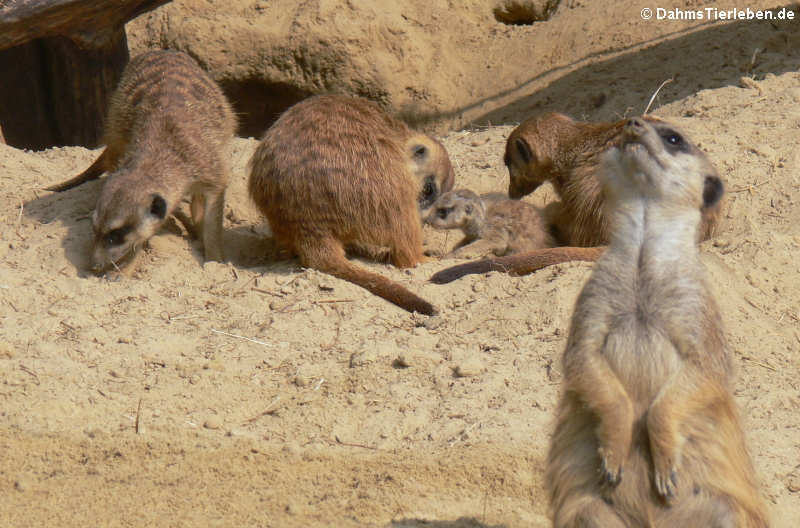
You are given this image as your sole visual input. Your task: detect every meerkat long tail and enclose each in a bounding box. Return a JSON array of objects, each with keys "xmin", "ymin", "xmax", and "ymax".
[
  {"xmin": 45, "ymin": 149, "xmax": 107, "ymax": 192},
  {"xmin": 301, "ymin": 238, "xmax": 437, "ymax": 315},
  {"xmin": 430, "ymin": 246, "xmax": 605, "ymax": 284}
]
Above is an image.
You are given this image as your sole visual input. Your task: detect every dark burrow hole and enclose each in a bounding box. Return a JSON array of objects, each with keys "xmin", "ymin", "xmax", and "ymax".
[
  {"xmin": 493, "ymin": 0, "xmax": 560, "ymax": 25},
  {"xmin": 219, "ymin": 79, "xmax": 313, "ymax": 139}
]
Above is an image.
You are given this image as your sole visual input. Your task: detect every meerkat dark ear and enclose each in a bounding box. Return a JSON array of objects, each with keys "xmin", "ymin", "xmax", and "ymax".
[
  {"xmin": 149, "ymin": 194, "xmax": 167, "ymax": 219},
  {"xmin": 514, "ymin": 138, "xmax": 534, "ymax": 164},
  {"xmin": 702, "ymin": 175, "xmax": 724, "ymax": 208},
  {"xmin": 412, "ymin": 144, "xmax": 428, "ymax": 160}
]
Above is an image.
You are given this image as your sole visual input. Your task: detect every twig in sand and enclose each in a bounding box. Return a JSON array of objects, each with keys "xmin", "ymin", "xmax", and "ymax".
[
  {"xmin": 313, "ymin": 299, "xmax": 354, "ymax": 304},
  {"xmin": 643, "ymin": 78, "xmax": 674, "ymax": 115},
  {"xmin": 742, "ymin": 356, "xmax": 776, "ymax": 372},
  {"xmin": 19, "ymin": 364, "xmax": 40, "ymax": 385},
  {"xmin": 242, "ymin": 396, "xmax": 283, "ymax": 424},
  {"xmin": 210, "ymin": 329, "xmax": 273, "ymax": 347},
  {"xmin": 135, "ymin": 397, "xmax": 143, "ymax": 434},
  {"xmin": 333, "ymin": 435, "xmax": 378, "ymax": 450},
  {"xmin": 729, "ymin": 180, "xmax": 768, "ymax": 194}
]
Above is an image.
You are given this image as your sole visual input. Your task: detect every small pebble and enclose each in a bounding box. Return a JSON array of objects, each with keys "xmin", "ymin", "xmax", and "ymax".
[
  {"xmin": 454, "ymin": 357, "xmax": 483, "ymax": 377},
  {"xmin": 350, "ymin": 349, "xmax": 377, "ymax": 367},
  {"xmin": 204, "ymin": 416, "xmax": 223, "ymax": 430},
  {"xmin": 14, "ymin": 477, "xmax": 30, "ymax": 492}
]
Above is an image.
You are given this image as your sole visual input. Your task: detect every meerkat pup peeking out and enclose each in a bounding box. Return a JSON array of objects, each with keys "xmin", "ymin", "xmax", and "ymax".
[
  {"xmin": 545, "ymin": 117, "xmax": 769, "ymax": 528},
  {"xmin": 248, "ymin": 95, "xmax": 455, "ymax": 315},
  {"xmin": 47, "ymin": 50, "xmax": 236, "ymax": 275},
  {"xmin": 424, "ymin": 189, "xmax": 555, "ymax": 258}
]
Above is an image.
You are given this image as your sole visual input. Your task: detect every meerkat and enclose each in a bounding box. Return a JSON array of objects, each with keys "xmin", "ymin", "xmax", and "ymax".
[
  {"xmin": 46, "ymin": 50, "xmax": 236, "ymax": 274},
  {"xmin": 424, "ymin": 188, "xmax": 555, "ymax": 258},
  {"xmin": 247, "ymin": 94, "xmax": 455, "ymax": 315},
  {"xmin": 545, "ymin": 117, "xmax": 769, "ymax": 527},
  {"xmin": 430, "ymin": 113, "xmax": 723, "ymax": 283}
]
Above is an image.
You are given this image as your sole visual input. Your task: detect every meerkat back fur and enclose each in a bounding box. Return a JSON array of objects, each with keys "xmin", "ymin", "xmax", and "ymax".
[
  {"xmin": 545, "ymin": 117, "xmax": 768, "ymax": 527},
  {"xmin": 248, "ymin": 95, "xmax": 455, "ymax": 315},
  {"xmin": 50, "ymin": 50, "xmax": 236, "ymax": 273}
]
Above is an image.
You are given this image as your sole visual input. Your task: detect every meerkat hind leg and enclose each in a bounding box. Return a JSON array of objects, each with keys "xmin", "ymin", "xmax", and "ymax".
[{"xmin": 199, "ymin": 188, "xmax": 225, "ymax": 262}]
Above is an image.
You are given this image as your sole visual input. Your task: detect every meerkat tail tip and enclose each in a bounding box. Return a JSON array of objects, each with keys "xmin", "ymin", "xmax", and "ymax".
[{"xmin": 45, "ymin": 150, "xmax": 107, "ymax": 192}]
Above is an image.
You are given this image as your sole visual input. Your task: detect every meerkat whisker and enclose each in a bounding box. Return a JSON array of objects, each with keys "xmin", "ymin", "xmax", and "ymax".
[{"xmin": 643, "ymin": 78, "xmax": 674, "ymax": 115}]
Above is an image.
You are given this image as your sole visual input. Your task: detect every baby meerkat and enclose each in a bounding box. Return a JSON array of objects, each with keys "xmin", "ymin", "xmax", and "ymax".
[
  {"xmin": 47, "ymin": 50, "xmax": 236, "ymax": 274},
  {"xmin": 424, "ymin": 189, "xmax": 555, "ymax": 258},
  {"xmin": 248, "ymin": 95, "xmax": 455, "ymax": 315},
  {"xmin": 546, "ymin": 118, "xmax": 769, "ymax": 527},
  {"xmin": 430, "ymin": 113, "xmax": 722, "ymax": 284}
]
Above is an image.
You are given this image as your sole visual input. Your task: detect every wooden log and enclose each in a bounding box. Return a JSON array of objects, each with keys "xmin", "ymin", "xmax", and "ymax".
[
  {"xmin": 0, "ymin": 0, "xmax": 170, "ymax": 51},
  {"xmin": 0, "ymin": 0, "xmax": 171, "ymax": 149}
]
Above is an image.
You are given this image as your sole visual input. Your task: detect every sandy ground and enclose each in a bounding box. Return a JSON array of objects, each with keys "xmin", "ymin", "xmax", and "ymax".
[{"xmin": 2, "ymin": 6, "xmax": 800, "ymax": 528}]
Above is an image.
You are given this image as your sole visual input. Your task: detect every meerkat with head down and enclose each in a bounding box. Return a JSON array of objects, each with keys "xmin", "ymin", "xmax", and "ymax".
[
  {"xmin": 47, "ymin": 50, "xmax": 236, "ymax": 275},
  {"xmin": 424, "ymin": 189, "xmax": 555, "ymax": 258},
  {"xmin": 430, "ymin": 113, "xmax": 723, "ymax": 284},
  {"xmin": 545, "ymin": 117, "xmax": 769, "ymax": 528},
  {"xmin": 248, "ymin": 95, "xmax": 455, "ymax": 315}
]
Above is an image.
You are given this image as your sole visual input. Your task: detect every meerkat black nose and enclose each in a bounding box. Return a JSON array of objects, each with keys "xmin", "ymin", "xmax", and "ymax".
[
  {"xmin": 627, "ymin": 117, "xmax": 645, "ymax": 129},
  {"xmin": 437, "ymin": 208, "xmax": 448, "ymax": 219}
]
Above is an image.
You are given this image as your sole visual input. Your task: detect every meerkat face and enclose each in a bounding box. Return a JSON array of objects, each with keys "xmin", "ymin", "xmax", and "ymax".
[
  {"xmin": 424, "ymin": 189, "xmax": 483, "ymax": 230},
  {"xmin": 505, "ymin": 133, "xmax": 545, "ymax": 199},
  {"xmin": 605, "ymin": 117, "xmax": 724, "ymax": 209},
  {"xmin": 90, "ymin": 184, "xmax": 169, "ymax": 273},
  {"xmin": 407, "ymin": 135, "xmax": 456, "ymax": 213}
]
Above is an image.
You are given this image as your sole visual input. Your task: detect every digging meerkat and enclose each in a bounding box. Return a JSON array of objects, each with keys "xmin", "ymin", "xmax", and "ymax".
[
  {"xmin": 247, "ymin": 95, "xmax": 455, "ymax": 315},
  {"xmin": 430, "ymin": 113, "xmax": 722, "ymax": 284},
  {"xmin": 47, "ymin": 50, "xmax": 236, "ymax": 274},
  {"xmin": 424, "ymin": 188, "xmax": 555, "ymax": 258},
  {"xmin": 545, "ymin": 117, "xmax": 769, "ymax": 527}
]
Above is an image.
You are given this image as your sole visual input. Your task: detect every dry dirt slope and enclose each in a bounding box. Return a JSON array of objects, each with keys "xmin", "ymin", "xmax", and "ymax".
[{"xmin": 2, "ymin": 20, "xmax": 800, "ymax": 528}]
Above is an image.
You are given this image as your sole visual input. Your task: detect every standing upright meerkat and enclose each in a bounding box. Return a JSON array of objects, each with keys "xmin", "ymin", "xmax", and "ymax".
[
  {"xmin": 424, "ymin": 188, "xmax": 556, "ymax": 258},
  {"xmin": 430, "ymin": 113, "xmax": 722, "ymax": 284},
  {"xmin": 546, "ymin": 117, "xmax": 769, "ymax": 527},
  {"xmin": 47, "ymin": 50, "xmax": 236, "ymax": 273},
  {"xmin": 247, "ymin": 95, "xmax": 455, "ymax": 315}
]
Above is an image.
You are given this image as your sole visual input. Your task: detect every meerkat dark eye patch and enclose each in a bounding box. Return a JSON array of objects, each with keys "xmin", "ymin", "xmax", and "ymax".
[
  {"xmin": 659, "ymin": 129, "xmax": 688, "ymax": 152},
  {"xmin": 437, "ymin": 206, "xmax": 453, "ymax": 219},
  {"xmin": 104, "ymin": 225, "xmax": 133, "ymax": 247},
  {"xmin": 412, "ymin": 144, "xmax": 428, "ymax": 160},
  {"xmin": 418, "ymin": 175, "xmax": 438, "ymax": 208},
  {"xmin": 702, "ymin": 175, "xmax": 724, "ymax": 208},
  {"xmin": 514, "ymin": 138, "xmax": 534, "ymax": 164},
  {"xmin": 150, "ymin": 194, "xmax": 167, "ymax": 219}
]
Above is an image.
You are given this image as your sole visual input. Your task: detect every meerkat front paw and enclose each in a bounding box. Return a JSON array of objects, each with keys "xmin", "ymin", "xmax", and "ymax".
[
  {"xmin": 652, "ymin": 453, "xmax": 679, "ymax": 501},
  {"xmin": 598, "ymin": 446, "xmax": 624, "ymax": 487}
]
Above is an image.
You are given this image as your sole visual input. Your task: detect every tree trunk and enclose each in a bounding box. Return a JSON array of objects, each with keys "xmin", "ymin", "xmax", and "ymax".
[{"xmin": 0, "ymin": 0, "xmax": 170, "ymax": 150}]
